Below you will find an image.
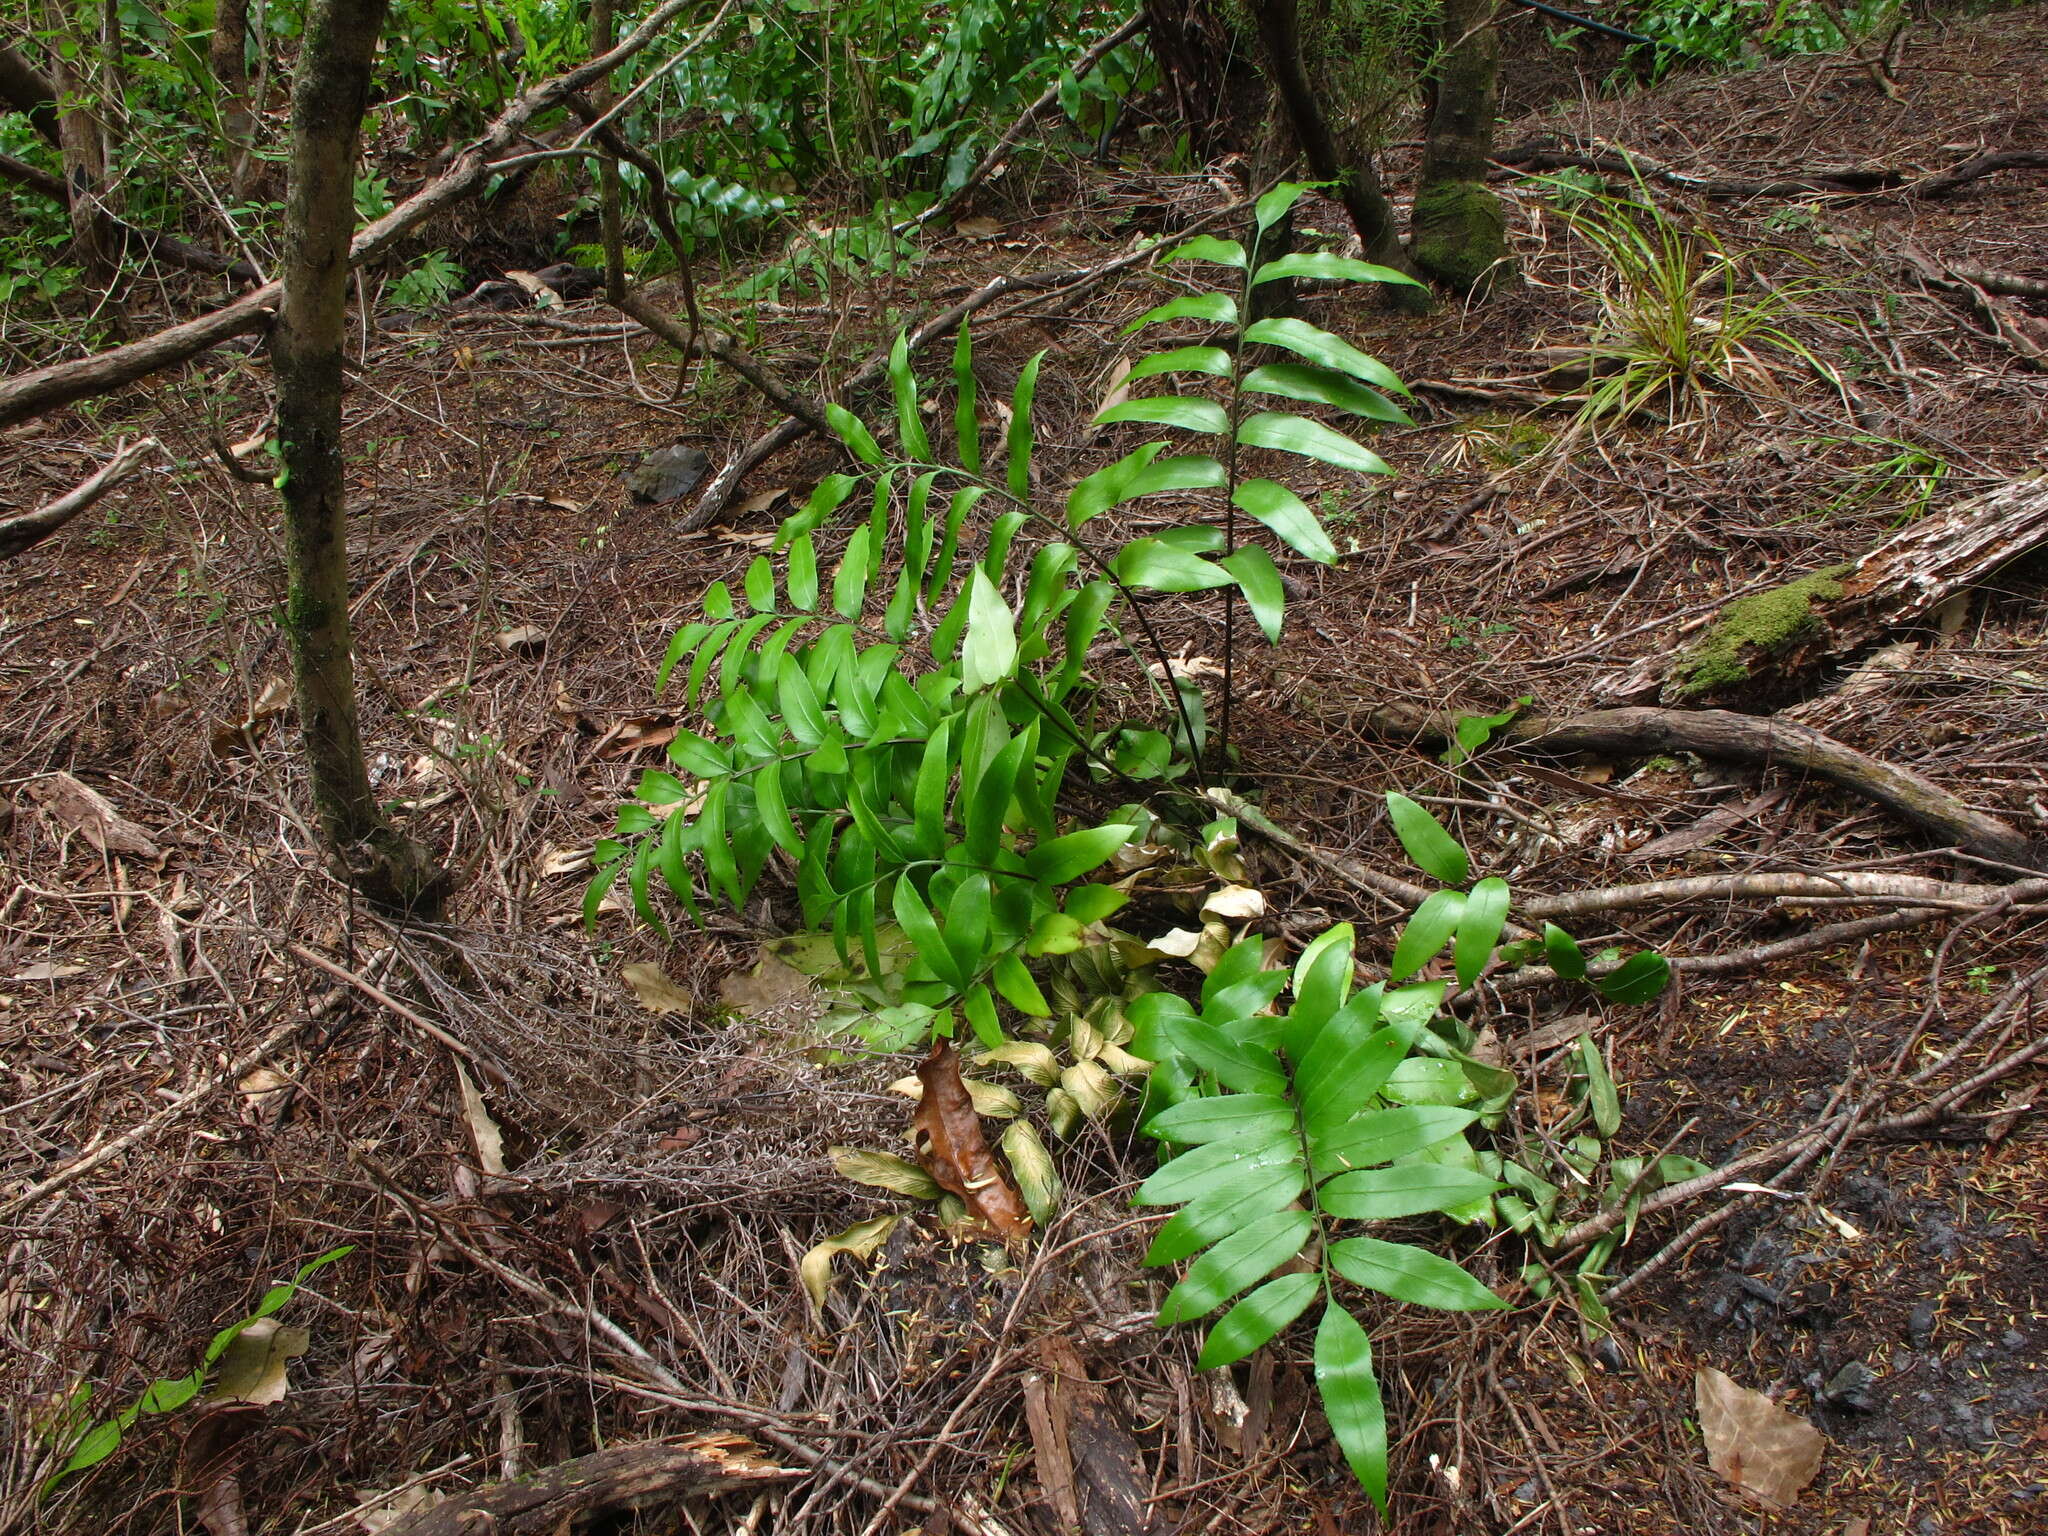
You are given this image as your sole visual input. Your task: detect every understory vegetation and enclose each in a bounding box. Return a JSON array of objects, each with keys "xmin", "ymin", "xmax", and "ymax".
[{"xmin": 4, "ymin": 2, "xmax": 2047, "ymax": 1535}]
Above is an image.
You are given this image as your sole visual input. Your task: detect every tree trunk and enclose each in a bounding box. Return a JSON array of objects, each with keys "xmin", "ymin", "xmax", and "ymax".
[
  {"xmin": 1248, "ymin": 0, "xmax": 1427, "ymax": 307},
  {"xmin": 589, "ymin": 0, "xmax": 627, "ymax": 305},
  {"xmin": 210, "ymin": 0, "xmax": 257, "ymax": 193},
  {"xmin": 1412, "ymin": 0, "xmax": 1514, "ymax": 293},
  {"xmin": 43, "ymin": 3, "xmax": 115, "ymax": 282},
  {"xmin": 274, "ymin": 0, "xmax": 445, "ymax": 914}
]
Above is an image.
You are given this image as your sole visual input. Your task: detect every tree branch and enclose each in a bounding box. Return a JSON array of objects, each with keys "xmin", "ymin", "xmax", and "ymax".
[{"xmin": 0, "ymin": 436, "xmax": 161, "ymax": 560}]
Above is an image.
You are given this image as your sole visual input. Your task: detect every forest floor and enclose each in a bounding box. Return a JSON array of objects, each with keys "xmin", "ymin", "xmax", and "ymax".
[{"xmin": 4, "ymin": 10, "xmax": 2047, "ymax": 1536}]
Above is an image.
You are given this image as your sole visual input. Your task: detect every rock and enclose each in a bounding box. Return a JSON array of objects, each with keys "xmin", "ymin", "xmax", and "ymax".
[
  {"xmin": 623, "ymin": 443, "xmax": 711, "ymax": 504},
  {"xmin": 1820, "ymin": 1360, "xmax": 1879, "ymax": 1412}
]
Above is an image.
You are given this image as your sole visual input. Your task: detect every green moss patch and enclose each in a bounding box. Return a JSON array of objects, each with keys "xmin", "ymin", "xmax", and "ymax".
[
  {"xmin": 1411, "ymin": 180, "xmax": 1513, "ymax": 294},
  {"xmin": 1670, "ymin": 565, "xmax": 1851, "ymax": 698}
]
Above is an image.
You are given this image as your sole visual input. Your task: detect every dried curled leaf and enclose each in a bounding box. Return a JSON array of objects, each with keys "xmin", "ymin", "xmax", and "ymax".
[
  {"xmin": 912, "ymin": 1041, "xmax": 1033, "ymax": 1241},
  {"xmin": 1201, "ymin": 884, "xmax": 1267, "ymax": 920},
  {"xmin": 1696, "ymin": 1366, "xmax": 1825, "ymax": 1510},
  {"xmin": 975, "ymin": 1040, "xmax": 1062, "ymax": 1088},
  {"xmin": 207, "ymin": 1320, "xmax": 309, "ymax": 1407},
  {"xmin": 799, "ymin": 1214, "xmax": 902, "ymax": 1313}
]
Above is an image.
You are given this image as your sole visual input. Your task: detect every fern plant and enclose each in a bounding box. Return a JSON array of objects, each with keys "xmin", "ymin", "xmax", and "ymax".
[{"xmin": 589, "ymin": 182, "xmax": 1420, "ymax": 1046}]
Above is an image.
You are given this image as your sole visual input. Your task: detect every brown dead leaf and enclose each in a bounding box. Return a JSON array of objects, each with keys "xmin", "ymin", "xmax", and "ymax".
[
  {"xmin": 210, "ymin": 677, "xmax": 295, "ymax": 758},
  {"xmin": 911, "ymin": 1040, "xmax": 1033, "ymax": 1242},
  {"xmin": 208, "ymin": 1319, "xmax": 310, "ymax": 1406},
  {"xmin": 1696, "ymin": 1366, "xmax": 1825, "ymax": 1510},
  {"xmin": 25, "ymin": 772, "xmax": 162, "ymax": 858},
  {"xmin": 238, "ymin": 1066, "xmax": 293, "ymax": 1128},
  {"xmin": 13, "ymin": 960, "xmax": 86, "ymax": 982},
  {"xmin": 624, "ymin": 963, "xmax": 693, "ymax": 1015},
  {"xmin": 732, "ymin": 485, "xmax": 791, "ymax": 517},
  {"xmin": 452, "ymin": 1059, "xmax": 507, "ymax": 1177},
  {"xmin": 592, "ymin": 713, "xmax": 678, "ymax": 759},
  {"xmin": 496, "ymin": 625, "xmax": 548, "ymax": 655}
]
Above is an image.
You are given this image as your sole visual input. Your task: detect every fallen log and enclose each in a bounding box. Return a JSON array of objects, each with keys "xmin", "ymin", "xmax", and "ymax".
[
  {"xmin": 1364, "ymin": 702, "xmax": 2048, "ymax": 872},
  {"xmin": 376, "ymin": 1437, "xmax": 798, "ymax": 1536},
  {"xmin": 1603, "ymin": 474, "xmax": 2048, "ymax": 705}
]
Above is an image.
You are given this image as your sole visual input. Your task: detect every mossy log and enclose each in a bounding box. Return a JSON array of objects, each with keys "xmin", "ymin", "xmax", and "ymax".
[{"xmin": 1626, "ymin": 475, "xmax": 2048, "ymax": 705}]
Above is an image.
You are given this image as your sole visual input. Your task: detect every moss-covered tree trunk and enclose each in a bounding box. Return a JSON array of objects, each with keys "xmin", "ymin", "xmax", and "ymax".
[
  {"xmin": 274, "ymin": 0, "xmax": 444, "ymax": 913},
  {"xmin": 1249, "ymin": 0, "xmax": 1427, "ymax": 307},
  {"xmin": 1412, "ymin": 0, "xmax": 1513, "ymax": 293}
]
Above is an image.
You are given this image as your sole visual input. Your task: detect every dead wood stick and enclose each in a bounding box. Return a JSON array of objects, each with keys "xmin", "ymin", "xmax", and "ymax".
[
  {"xmin": 896, "ymin": 12, "xmax": 1149, "ymax": 236},
  {"xmin": 1551, "ymin": 1015, "xmax": 2048, "ymax": 1263},
  {"xmin": 615, "ymin": 290, "xmax": 832, "ymax": 434},
  {"xmin": 0, "ymin": 0, "xmax": 712, "ymax": 431},
  {"xmin": 1368, "ymin": 702, "xmax": 2046, "ymax": 872},
  {"xmin": 0, "ymin": 436, "xmax": 160, "ymax": 561},
  {"xmin": 358, "ymin": 1156, "xmax": 1000, "ymax": 1536},
  {"xmin": 284, "ymin": 941, "xmax": 499, "ymax": 1079},
  {"xmin": 1519, "ymin": 872, "xmax": 2048, "ymax": 921},
  {"xmin": 1494, "ymin": 139, "xmax": 2048, "ymax": 201},
  {"xmin": 0, "ymin": 1011, "xmax": 311, "ymax": 1219},
  {"xmin": 375, "ymin": 1439, "xmax": 798, "ymax": 1536}
]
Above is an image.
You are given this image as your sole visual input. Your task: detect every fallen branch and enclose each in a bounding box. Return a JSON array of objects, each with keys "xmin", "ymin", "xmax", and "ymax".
[
  {"xmin": 1897, "ymin": 240, "xmax": 2048, "ymax": 365},
  {"xmin": 0, "ymin": 0, "xmax": 712, "ymax": 431},
  {"xmin": 0, "ymin": 40, "xmax": 58, "ymax": 144},
  {"xmin": 1518, "ymin": 871, "xmax": 2048, "ymax": 922},
  {"xmin": 0, "ymin": 437, "xmax": 161, "ymax": 561},
  {"xmin": 1549, "ymin": 964, "xmax": 2048, "ymax": 1263},
  {"xmin": 1367, "ymin": 702, "xmax": 2047, "ymax": 872},
  {"xmin": 376, "ymin": 1439, "xmax": 798, "ymax": 1536},
  {"xmin": 1493, "ymin": 137, "xmax": 2048, "ymax": 201},
  {"xmin": 0, "ymin": 1011, "xmax": 312, "ymax": 1219}
]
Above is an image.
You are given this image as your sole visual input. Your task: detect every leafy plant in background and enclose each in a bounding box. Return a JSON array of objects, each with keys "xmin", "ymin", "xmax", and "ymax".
[
  {"xmin": 387, "ymin": 249, "xmax": 465, "ymax": 310},
  {"xmin": 1620, "ymin": 0, "xmax": 1905, "ymax": 77},
  {"xmin": 42, "ymin": 1247, "xmax": 352, "ymax": 1493}
]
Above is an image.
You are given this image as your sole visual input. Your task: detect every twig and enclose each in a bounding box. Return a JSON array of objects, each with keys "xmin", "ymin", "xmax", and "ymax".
[{"xmin": 285, "ymin": 940, "xmax": 497, "ymax": 1078}]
